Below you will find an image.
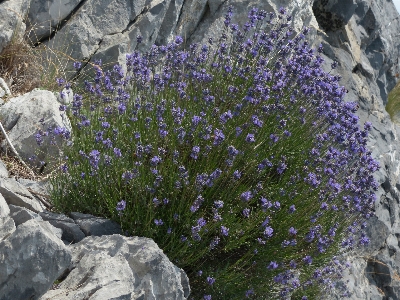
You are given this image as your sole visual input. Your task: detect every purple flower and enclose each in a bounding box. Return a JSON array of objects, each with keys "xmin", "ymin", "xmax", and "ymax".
[
  {"xmin": 289, "ymin": 227, "xmax": 297, "ymax": 235},
  {"xmin": 191, "ymin": 146, "xmax": 200, "ymax": 159},
  {"xmin": 175, "ymin": 36, "xmax": 183, "ymax": 45},
  {"xmin": 213, "ymin": 128, "xmax": 225, "ymax": 145},
  {"xmin": 150, "ymin": 156, "xmax": 162, "ymax": 166},
  {"xmin": 269, "ymin": 134, "xmax": 279, "ymax": 143},
  {"xmin": 268, "ymin": 261, "xmax": 278, "ymax": 269},
  {"xmin": 303, "ymin": 255, "xmax": 313, "ymax": 265},
  {"xmin": 214, "ymin": 200, "xmax": 224, "ymax": 209},
  {"xmin": 246, "ymin": 133, "xmax": 255, "ymax": 143},
  {"xmin": 241, "ymin": 191, "xmax": 253, "ymax": 202},
  {"xmin": 89, "ymin": 149, "xmax": 101, "ymax": 169},
  {"xmin": 236, "ymin": 127, "xmax": 243, "ymax": 136},
  {"xmin": 73, "ymin": 61, "xmax": 82, "ymax": 69},
  {"xmin": 288, "ymin": 205, "xmax": 296, "ymax": 213},
  {"xmin": 252, "ymin": 115, "xmax": 263, "ymax": 128},
  {"xmin": 154, "ymin": 219, "xmax": 163, "ymax": 226},
  {"xmin": 221, "ymin": 225, "xmax": 229, "ymax": 236},
  {"xmin": 113, "ymin": 148, "xmax": 122, "ymax": 158},
  {"xmin": 242, "ymin": 208, "xmax": 250, "ymax": 218},
  {"xmin": 206, "ymin": 276, "xmax": 215, "ymax": 285},
  {"xmin": 263, "ymin": 226, "xmax": 274, "ymax": 238},
  {"xmin": 277, "ymin": 162, "xmax": 287, "ymax": 174},
  {"xmin": 220, "ymin": 110, "xmax": 233, "ymax": 123},
  {"xmin": 60, "ymin": 164, "xmax": 68, "ymax": 173},
  {"xmin": 116, "ymin": 200, "xmax": 126, "ymax": 211},
  {"xmin": 245, "ymin": 289, "xmax": 254, "ymax": 298},
  {"xmin": 233, "ymin": 170, "xmax": 242, "ymax": 180}
]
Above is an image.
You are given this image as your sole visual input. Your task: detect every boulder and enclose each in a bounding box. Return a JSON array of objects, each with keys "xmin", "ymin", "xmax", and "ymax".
[
  {"xmin": 0, "ymin": 216, "xmax": 15, "ymax": 241},
  {"xmin": 9, "ymin": 204, "xmax": 43, "ymax": 226},
  {"xmin": 69, "ymin": 212, "xmax": 122, "ymax": 236},
  {"xmin": 41, "ymin": 0, "xmax": 184, "ymax": 75},
  {"xmin": 26, "ymin": 0, "xmax": 83, "ymax": 44},
  {"xmin": 0, "ymin": 160, "xmax": 9, "ymax": 178},
  {"xmin": 0, "ymin": 77, "xmax": 11, "ymax": 97},
  {"xmin": 0, "ymin": 219, "xmax": 72, "ymax": 300},
  {"xmin": 0, "ymin": 89, "xmax": 72, "ymax": 173},
  {"xmin": 0, "ymin": 177, "xmax": 44, "ymax": 213},
  {"xmin": 0, "ymin": 0, "xmax": 30, "ymax": 54},
  {"xmin": 41, "ymin": 235, "xmax": 190, "ymax": 300},
  {"xmin": 16, "ymin": 178, "xmax": 51, "ymax": 195},
  {"xmin": 0, "ymin": 193, "xmax": 14, "ymax": 241},
  {"xmin": 39, "ymin": 211, "xmax": 85, "ymax": 244}
]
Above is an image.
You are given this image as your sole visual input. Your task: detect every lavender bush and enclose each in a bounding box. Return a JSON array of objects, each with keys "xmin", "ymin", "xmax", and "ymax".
[{"xmin": 37, "ymin": 6, "xmax": 379, "ymax": 299}]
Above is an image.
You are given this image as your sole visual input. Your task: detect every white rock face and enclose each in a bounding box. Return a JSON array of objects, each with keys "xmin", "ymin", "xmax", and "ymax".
[
  {"xmin": 0, "ymin": 88, "xmax": 72, "ymax": 173},
  {"xmin": 0, "ymin": 177, "xmax": 44, "ymax": 213},
  {"xmin": 27, "ymin": 0, "xmax": 83, "ymax": 44},
  {"xmin": 0, "ymin": 219, "xmax": 72, "ymax": 299},
  {"xmin": 0, "ymin": 0, "xmax": 30, "ymax": 54},
  {"xmin": 41, "ymin": 235, "xmax": 190, "ymax": 300}
]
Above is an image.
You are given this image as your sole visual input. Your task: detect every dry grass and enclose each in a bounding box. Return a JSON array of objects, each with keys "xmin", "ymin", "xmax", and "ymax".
[{"xmin": 0, "ymin": 37, "xmax": 43, "ymax": 96}]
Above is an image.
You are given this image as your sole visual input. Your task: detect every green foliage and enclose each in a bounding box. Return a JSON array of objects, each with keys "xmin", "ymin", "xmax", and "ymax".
[
  {"xmin": 386, "ymin": 81, "xmax": 400, "ymax": 123},
  {"xmin": 35, "ymin": 6, "xmax": 377, "ymax": 300}
]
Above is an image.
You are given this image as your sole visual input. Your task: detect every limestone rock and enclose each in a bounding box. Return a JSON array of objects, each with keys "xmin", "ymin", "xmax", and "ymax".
[
  {"xmin": 0, "ymin": 0, "xmax": 30, "ymax": 54},
  {"xmin": 0, "ymin": 89, "xmax": 72, "ymax": 173},
  {"xmin": 69, "ymin": 212, "xmax": 122, "ymax": 236},
  {"xmin": 16, "ymin": 178, "xmax": 51, "ymax": 195},
  {"xmin": 0, "ymin": 192, "xmax": 9, "ymax": 217},
  {"xmin": 0, "ymin": 177, "xmax": 44, "ymax": 213},
  {"xmin": 0, "ymin": 216, "xmax": 15, "ymax": 241},
  {"xmin": 39, "ymin": 211, "xmax": 85, "ymax": 244},
  {"xmin": 9, "ymin": 204, "xmax": 43, "ymax": 226},
  {"xmin": 0, "ymin": 77, "xmax": 11, "ymax": 97},
  {"xmin": 0, "ymin": 219, "xmax": 72, "ymax": 300},
  {"xmin": 0, "ymin": 160, "xmax": 9, "ymax": 178},
  {"xmin": 41, "ymin": 235, "xmax": 190, "ymax": 300},
  {"xmin": 27, "ymin": 0, "xmax": 83, "ymax": 44}
]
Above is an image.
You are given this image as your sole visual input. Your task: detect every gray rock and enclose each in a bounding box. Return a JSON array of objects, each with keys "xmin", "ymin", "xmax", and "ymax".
[
  {"xmin": 0, "ymin": 216, "xmax": 15, "ymax": 241},
  {"xmin": 0, "ymin": 159, "xmax": 9, "ymax": 178},
  {"xmin": 0, "ymin": 192, "xmax": 9, "ymax": 217},
  {"xmin": 0, "ymin": 219, "xmax": 71, "ymax": 300},
  {"xmin": 42, "ymin": 0, "xmax": 184, "ymax": 76},
  {"xmin": 0, "ymin": 0, "xmax": 30, "ymax": 54},
  {"xmin": 69, "ymin": 212, "xmax": 122, "ymax": 236},
  {"xmin": 39, "ymin": 210, "xmax": 74, "ymax": 223},
  {"xmin": 47, "ymin": 220, "xmax": 85, "ymax": 244},
  {"xmin": 40, "ymin": 210, "xmax": 85, "ymax": 243},
  {"xmin": 0, "ymin": 77, "xmax": 11, "ymax": 97},
  {"xmin": 0, "ymin": 193, "xmax": 14, "ymax": 241},
  {"xmin": 0, "ymin": 89, "xmax": 72, "ymax": 173},
  {"xmin": 0, "ymin": 177, "xmax": 44, "ymax": 212},
  {"xmin": 26, "ymin": 0, "xmax": 83, "ymax": 44},
  {"xmin": 9, "ymin": 204, "xmax": 43, "ymax": 226},
  {"xmin": 68, "ymin": 211, "xmax": 95, "ymax": 220},
  {"xmin": 41, "ymin": 235, "xmax": 190, "ymax": 300},
  {"xmin": 16, "ymin": 178, "xmax": 51, "ymax": 195}
]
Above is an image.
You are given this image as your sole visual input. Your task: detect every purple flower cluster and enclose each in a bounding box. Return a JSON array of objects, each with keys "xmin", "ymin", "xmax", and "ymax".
[{"xmin": 43, "ymin": 4, "xmax": 380, "ymax": 299}]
